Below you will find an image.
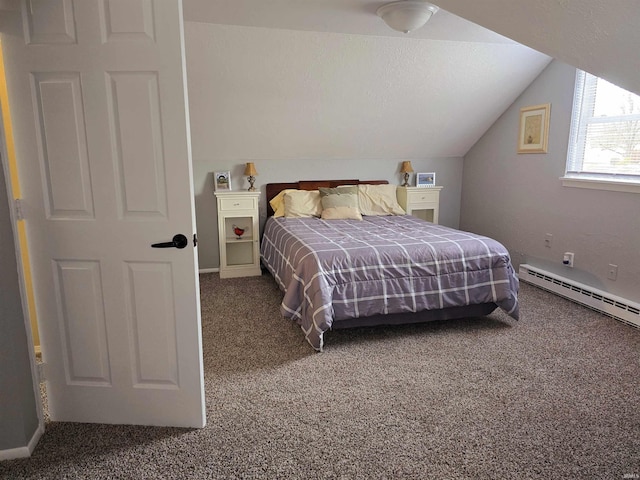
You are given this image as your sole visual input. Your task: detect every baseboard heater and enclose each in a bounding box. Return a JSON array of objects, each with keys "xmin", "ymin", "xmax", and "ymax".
[{"xmin": 518, "ymin": 264, "xmax": 640, "ymax": 329}]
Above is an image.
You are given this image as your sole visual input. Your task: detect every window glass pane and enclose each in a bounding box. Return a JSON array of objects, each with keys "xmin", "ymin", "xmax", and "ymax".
[
  {"xmin": 584, "ymin": 120, "xmax": 640, "ymax": 175},
  {"xmin": 566, "ymin": 71, "xmax": 640, "ymax": 181},
  {"xmin": 593, "ymin": 78, "xmax": 640, "ymax": 117}
]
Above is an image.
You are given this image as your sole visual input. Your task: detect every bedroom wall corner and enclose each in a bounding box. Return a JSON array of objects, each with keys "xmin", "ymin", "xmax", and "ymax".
[{"xmin": 460, "ymin": 59, "xmax": 640, "ymax": 303}]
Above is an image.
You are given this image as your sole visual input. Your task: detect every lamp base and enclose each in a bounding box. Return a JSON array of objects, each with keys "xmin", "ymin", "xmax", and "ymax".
[
  {"xmin": 247, "ymin": 176, "xmax": 256, "ymax": 192},
  {"xmin": 401, "ymin": 172, "xmax": 410, "ymax": 187}
]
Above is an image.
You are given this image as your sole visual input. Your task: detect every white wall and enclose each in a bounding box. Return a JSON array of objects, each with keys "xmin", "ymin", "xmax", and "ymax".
[
  {"xmin": 184, "ymin": 22, "xmax": 548, "ymax": 269},
  {"xmin": 460, "ymin": 60, "xmax": 640, "ymax": 302},
  {"xmin": 0, "ymin": 160, "xmax": 39, "ymax": 453}
]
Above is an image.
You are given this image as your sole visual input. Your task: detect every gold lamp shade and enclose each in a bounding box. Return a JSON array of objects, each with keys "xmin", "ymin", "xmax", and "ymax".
[
  {"xmin": 244, "ymin": 162, "xmax": 258, "ymax": 176},
  {"xmin": 244, "ymin": 162, "xmax": 258, "ymax": 191},
  {"xmin": 400, "ymin": 161, "xmax": 414, "ymax": 173},
  {"xmin": 400, "ymin": 161, "xmax": 413, "ymax": 186}
]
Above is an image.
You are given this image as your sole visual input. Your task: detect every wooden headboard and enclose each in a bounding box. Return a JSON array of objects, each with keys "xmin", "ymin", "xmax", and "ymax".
[{"xmin": 265, "ymin": 179, "xmax": 388, "ymax": 216}]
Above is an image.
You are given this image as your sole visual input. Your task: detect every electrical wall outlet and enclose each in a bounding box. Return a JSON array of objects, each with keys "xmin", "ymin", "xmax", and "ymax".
[
  {"xmin": 544, "ymin": 233, "xmax": 553, "ymax": 248},
  {"xmin": 563, "ymin": 252, "xmax": 574, "ymax": 267},
  {"xmin": 608, "ymin": 264, "xmax": 618, "ymax": 281}
]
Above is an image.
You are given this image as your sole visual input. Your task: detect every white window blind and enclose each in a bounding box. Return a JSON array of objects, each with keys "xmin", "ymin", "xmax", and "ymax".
[{"xmin": 566, "ymin": 70, "xmax": 640, "ymax": 184}]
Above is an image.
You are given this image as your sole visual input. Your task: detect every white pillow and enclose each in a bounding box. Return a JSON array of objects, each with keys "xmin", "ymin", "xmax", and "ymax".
[
  {"xmin": 283, "ymin": 190, "xmax": 322, "ymax": 218},
  {"xmin": 269, "ymin": 189, "xmax": 297, "ymax": 218},
  {"xmin": 358, "ymin": 184, "xmax": 405, "ymax": 216}
]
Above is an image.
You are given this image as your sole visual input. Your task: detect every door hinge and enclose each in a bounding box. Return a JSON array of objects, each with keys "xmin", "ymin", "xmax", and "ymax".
[
  {"xmin": 37, "ymin": 362, "xmax": 46, "ymax": 383},
  {"xmin": 15, "ymin": 198, "xmax": 24, "ymax": 220}
]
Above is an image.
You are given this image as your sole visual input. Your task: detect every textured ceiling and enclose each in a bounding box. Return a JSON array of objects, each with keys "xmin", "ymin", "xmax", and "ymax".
[
  {"xmin": 182, "ymin": 0, "xmax": 514, "ymax": 44},
  {"xmin": 432, "ymin": 0, "xmax": 640, "ymax": 96},
  {"xmin": 183, "ymin": 0, "xmax": 640, "ymax": 96},
  {"xmin": 183, "ymin": 0, "xmax": 553, "ymax": 158}
]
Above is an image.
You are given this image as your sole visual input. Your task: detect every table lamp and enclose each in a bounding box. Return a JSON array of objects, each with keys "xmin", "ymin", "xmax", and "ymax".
[{"xmin": 244, "ymin": 162, "xmax": 258, "ymax": 191}]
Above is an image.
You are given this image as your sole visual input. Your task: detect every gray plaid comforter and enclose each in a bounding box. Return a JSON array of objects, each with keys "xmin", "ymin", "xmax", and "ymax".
[{"xmin": 260, "ymin": 215, "xmax": 519, "ymax": 350}]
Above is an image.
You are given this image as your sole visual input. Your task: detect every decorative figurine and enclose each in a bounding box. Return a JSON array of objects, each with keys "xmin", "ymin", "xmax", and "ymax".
[{"xmin": 233, "ymin": 225, "xmax": 246, "ymax": 239}]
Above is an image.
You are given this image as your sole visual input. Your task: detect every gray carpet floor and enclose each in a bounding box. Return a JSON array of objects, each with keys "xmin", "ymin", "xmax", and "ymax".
[{"xmin": 2, "ymin": 273, "xmax": 639, "ymax": 479}]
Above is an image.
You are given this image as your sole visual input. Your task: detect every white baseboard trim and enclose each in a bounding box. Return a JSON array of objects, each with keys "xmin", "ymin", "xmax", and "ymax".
[
  {"xmin": 199, "ymin": 268, "xmax": 219, "ymax": 274},
  {"xmin": 0, "ymin": 423, "xmax": 44, "ymax": 461}
]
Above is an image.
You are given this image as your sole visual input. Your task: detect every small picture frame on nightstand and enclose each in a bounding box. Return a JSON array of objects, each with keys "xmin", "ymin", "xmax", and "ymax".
[
  {"xmin": 214, "ymin": 171, "xmax": 231, "ymax": 191},
  {"xmin": 416, "ymin": 172, "xmax": 436, "ymax": 187}
]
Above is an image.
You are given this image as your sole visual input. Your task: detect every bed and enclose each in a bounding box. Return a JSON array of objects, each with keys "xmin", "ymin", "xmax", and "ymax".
[{"xmin": 260, "ymin": 179, "xmax": 519, "ymax": 351}]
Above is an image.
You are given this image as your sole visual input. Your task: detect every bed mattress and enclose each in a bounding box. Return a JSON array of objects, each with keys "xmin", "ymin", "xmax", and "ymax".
[{"xmin": 260, "ymin": 215, "xmax": 519, "ymax": 350}]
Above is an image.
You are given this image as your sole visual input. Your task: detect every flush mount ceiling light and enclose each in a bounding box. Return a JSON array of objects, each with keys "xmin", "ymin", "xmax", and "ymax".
[{"xmin": 376, "ymin": 1, "xmax": 439, "ymax": 34}]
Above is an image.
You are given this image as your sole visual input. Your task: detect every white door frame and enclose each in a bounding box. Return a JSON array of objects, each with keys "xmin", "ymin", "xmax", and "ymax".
[{"xmin": 0, "ymin": 94, "xmax": 45, "ymax": 460}]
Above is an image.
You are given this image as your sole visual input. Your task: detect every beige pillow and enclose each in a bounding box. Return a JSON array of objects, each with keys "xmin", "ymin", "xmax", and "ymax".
[
  {"xmin": 358, "ymin": 184, "xmax": 405, "ymax": 216},
  {"xmin": 321, "ymin": 205, "xmax": 363, "ymax": 221},
  {"xmin": 269, "ymin": 189, "xmax": 297, "ymax": 218},
  {"xmin": 283, "ymin": 190, "xmax": 322, "ymax": 218},
  {"xmin": 319, "ymin": 186, "xmax": 359, "ymax": 207},
  {"xmin": 318, "ymin": 186, "xmax": 361, "ymax": 220}
]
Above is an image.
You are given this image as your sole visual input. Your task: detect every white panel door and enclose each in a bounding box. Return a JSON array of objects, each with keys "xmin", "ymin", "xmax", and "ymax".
[{"xmin": 4, "ymin": 0, "xmax": 205, "ymax": 427}]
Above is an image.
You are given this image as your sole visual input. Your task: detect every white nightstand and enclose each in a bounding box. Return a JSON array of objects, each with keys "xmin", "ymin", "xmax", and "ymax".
[
  {"xmin": 214, "ymin": 191, "xmax": 261, "ymax": 279},
  {"xmin": 396, "ymin": 186, "xmax": 442, "ymax": 224}
]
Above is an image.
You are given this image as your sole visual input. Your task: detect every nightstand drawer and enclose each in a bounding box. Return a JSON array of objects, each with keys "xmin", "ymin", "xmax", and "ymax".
[
  {"xmin": 407, "ymin": 190, "xmax": 439, "ymax": 204},
  {"xmin": 218, "ymin": 197, "xmax": 256, "ymax": 211}
]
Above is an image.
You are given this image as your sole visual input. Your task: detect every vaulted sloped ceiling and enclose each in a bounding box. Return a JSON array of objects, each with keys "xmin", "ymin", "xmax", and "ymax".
[
  {"xmin": 186, "ymin": 22, "xmax": 550, "ymax": 159},
  {"xmin": 183, "ymin": 1, "xmax": 553, "ymax": 158},
  {"xmin": 432, "ymin": 0, "xmax": 640, "ymax": 96},
  {"xmin": 184, "ymin": 0, "xmax": 640, "ymax": 95}
]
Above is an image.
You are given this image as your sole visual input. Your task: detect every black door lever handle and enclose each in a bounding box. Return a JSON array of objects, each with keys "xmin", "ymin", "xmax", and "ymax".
[{"xmin": 151, "ymin": 234, "xmax": 189, "ymax": 249}]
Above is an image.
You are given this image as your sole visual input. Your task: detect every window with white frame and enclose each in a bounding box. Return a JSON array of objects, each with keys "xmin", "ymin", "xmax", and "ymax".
[{"xmin": 565, "ymin": 70, "xmax": 640, "ymax": 190}]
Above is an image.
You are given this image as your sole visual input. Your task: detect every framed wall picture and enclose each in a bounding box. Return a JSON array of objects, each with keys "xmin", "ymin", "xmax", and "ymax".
[
  {"xmin": 518, "ymin": 103, "xmax": 551, "ymax": 153},
  {"xmin": 416, "ymin": 172, "xmax": 436, "ymax": 187},
  {"xmin": 214, "ymin": 171, "xmax": 231, "ymax": 191}
]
